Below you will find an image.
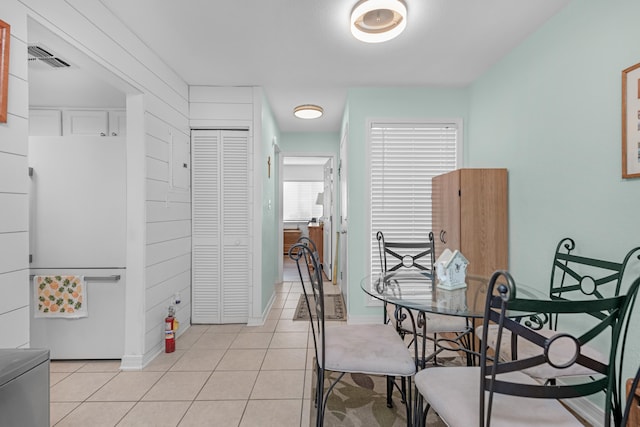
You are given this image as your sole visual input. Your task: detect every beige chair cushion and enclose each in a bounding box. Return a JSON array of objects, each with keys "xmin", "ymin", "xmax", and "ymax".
[
  {"xmin": 415, "ymin": 366, "xmax": 584, "ymax": 427},
  {"xmin": 323, "ymin": 324, "xmax": 416, "ymax": 377},
  {"xmin": 477, "ymin": 325, "xmax": 606, "ymax": 379}
]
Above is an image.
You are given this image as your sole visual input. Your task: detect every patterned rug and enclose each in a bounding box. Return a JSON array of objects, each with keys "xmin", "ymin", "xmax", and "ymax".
[
  {"xmin": 294, "ymin": 294, "xmax": 346, "ymax": 321},
  {"xmin": 310, "ymin": 358, "xmax": 462, "ymax": 426}
]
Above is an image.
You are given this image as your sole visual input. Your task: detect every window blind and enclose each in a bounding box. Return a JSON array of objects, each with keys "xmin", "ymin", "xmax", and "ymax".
[
  {"xmin": 283, "ymin": 181, "xmax": 324, "ymax": 221},
  {"xmin": 370, "ymin": 122, "xmax": 458, "ymax": 278}
]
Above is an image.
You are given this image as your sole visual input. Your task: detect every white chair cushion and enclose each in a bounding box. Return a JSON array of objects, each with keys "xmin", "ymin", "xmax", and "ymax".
[
  {"xmin": 477, "ymin": 325, "xmax": 606, "ymax": 379},
  {"xmin": 324, "ymin": 324, "xmax": 416, "ymax": 377},
  {"xmin": 415, "ymin": 366, "xmax": 584, "ymax": 427}
]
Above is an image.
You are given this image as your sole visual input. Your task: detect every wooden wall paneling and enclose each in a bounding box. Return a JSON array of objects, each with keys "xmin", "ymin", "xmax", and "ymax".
[
  {"xmin": 146, "ymin": 236, "xmax": 191, "ymax": 267},
  {"xmin": 0, "ymin": 193, "xmax": 28, "ymax": 233},
  {"xmin": 146, "ymin": 200, "xmax": 191, "ymax": 223},
  {"xmin": 28, "ymin": 0, "xmax": 189, "ymax": 114},
  {"xmin": 0, "ymin": 308, "xmax": 29, "ymax": 347},
  {"xmin": 146, "ymin": 156, "xmax": 169, "ymax": 182},
  {"xmin": 146, "ymin": 179, "xmax": 169, "ymax": 202},
  {"xmin": 189, "ymin": 102, "xmax": 253, "ymax": 121},
  {"xmin": 146, "ymin": 136, "xmax": 169, "ymax": 164},
  {"xmin": 0, "ymin": 270, "xmax": 28, "ymax": 314},
  {"xmin": 7, "ymin": 75, "xmax": 28, "ymax": 119},
  {"xmin": 0, "ymin": 113, "xmax": 28, "ymax": 154},
  {"xmin": 144, "ymin": 95, "xmax": 189, "ymax": 135},
  {"xmin": 67, "ymin": 0, "xmax": 187, "ymax": 100},
  {"xmin": 189, "ymin": 86, "xmax": 254, "ymax": 103},
  {"xmin": 145, "ymin": 253, "xmax": 191, "ymax": 289},
  {"xmin": 0, "ymin": 232, "xmax": 28, "ymax": 273},
  {"xmin": 146, "ymin": 220, "xmax": 191, "ymax": 245},
  {"xmin": 9, "ymin": 33, "xmax": 27, "ymax": 80},
  {"xmin": 146, "ymin": 270, "xmax": 190, "ymax": 309},
  {"xmin": 0, "ymin": 152, "xmax": 28, "ymax": 193}
]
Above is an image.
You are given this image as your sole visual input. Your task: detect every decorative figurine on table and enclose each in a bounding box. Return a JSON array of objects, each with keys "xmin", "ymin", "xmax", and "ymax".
[{"xmin": 435, "ymin": 248, "xmax": 469, "ymax": 290}]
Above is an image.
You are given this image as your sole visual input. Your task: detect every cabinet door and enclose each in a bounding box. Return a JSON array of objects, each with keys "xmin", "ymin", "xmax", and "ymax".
[
  {"xmin": 108, "ymin": 110, "xmax": 126, "ymax": 136},
  {"xmin": 459, "ymin": 169, "xmax": 508, "ymax": 277},
  {"xmin": 432, "ymin": 169, "xmax": 461, "ymax": 259},
  {"xmin": 62, "ymin": 110, "xmax": 108, "ymax": 136},
  {"xmin": 29, "ymin": 109, "xmax": 62, "ymax": 136}
]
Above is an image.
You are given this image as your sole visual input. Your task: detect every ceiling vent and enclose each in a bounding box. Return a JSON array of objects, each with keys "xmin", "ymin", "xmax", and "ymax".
[{"xmin": 28, "ymin": 45, "xmax": 71, "ymax": 68}]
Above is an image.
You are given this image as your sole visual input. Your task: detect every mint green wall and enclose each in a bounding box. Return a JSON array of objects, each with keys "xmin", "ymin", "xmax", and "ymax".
[
  {"xmin": 260, "ymin": 95, "xmax": 281, "ymax": 311},
  {"xmin": 468, "ymin": 0, "xmax": 640, "ymax": 385},
  {"xmin": 280, "ymin": 132, "xmax": 340, "ymax": 154},
  {"xmin": 469, "ymin": 0, "xmax": 640, "ymax": 297},
  {"xmin": 344, "ymin": 87, "xmax": 470, "ymax": 317}
]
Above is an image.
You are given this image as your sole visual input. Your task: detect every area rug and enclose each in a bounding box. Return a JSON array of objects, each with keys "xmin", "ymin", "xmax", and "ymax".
[
  {"xmin": 293, "ymin": 294, "xmax": 346, "ymax": 321},
  {"xmin": 310, "ymin": 362, "xmax": 458, "ymax": 427}
]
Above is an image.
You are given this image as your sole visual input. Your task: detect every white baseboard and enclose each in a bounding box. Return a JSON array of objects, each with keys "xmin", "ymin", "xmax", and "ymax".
[{"xmin": 561, "ymin": 396, "xmax": 604, "ymax": 426}]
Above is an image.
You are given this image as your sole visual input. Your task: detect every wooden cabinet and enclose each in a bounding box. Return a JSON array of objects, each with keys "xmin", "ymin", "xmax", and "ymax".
[
  {"xmin": 284, "ymin": 229, "xmax": 302, "ymax": 255},
  {"xmin": 308, "ymin": 223, "xmax": 323, "ymax": 264},
  {"xmin": 432, "ymin": 168, "xmax": 508, "ymax": 278}
]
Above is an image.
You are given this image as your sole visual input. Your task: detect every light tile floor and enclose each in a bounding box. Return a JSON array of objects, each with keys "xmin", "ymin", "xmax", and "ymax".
[{"xmin": 48, "ymin": 278, "xmax": 345, "ymax": 427}]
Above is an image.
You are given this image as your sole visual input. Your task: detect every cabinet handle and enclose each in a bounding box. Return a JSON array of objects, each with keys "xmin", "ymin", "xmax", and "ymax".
[
  {"xmin": 112, "ymin": 132, "xmax": 118, "ymax": 136},
  {"xmin": 440, "ymin": 230, "xmax": 447, "ymax": 244},
  {"xmin": 100, "ymin": 132, "xmax": 106, "ymax": 136}
]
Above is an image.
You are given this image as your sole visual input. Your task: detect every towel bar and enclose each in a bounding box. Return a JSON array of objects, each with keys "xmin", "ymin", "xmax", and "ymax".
[{"xmin": 29, "ymin": 274, "xmax": 121, "ymax": 281}]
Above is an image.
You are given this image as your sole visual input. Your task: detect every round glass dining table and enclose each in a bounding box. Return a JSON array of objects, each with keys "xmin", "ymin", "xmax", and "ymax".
[
  {"xmin": 361, "ymin": 270, "xmax": 545, "ymax": 319},
  {"xmin": 361, "ymin": 270, "xmax": 547, "ymax": 368}
]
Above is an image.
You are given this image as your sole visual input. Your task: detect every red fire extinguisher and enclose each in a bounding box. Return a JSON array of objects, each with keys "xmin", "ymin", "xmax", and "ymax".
[{"xmin": 165, "ymin": 306, "xmax": 176, "ymax": 353}]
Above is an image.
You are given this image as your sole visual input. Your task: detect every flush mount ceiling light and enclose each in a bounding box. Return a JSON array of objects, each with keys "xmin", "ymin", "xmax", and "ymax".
[
  {"xmin": 293, "ymin": 104, "xmax": 324, "ymax": 119},
  {"xmin": 351, "ymin": 0, "xmax": 407, "ymax": 43}
]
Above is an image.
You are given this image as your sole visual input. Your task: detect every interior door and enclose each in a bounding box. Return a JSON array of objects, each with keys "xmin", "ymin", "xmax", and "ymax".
[
  {"xmin": 322, "ymin": 159, "xmax": 333, "ymax": 279},
  {"xmin": 338, "ymin": 130, "xmax": 348, "ymax": 295}
]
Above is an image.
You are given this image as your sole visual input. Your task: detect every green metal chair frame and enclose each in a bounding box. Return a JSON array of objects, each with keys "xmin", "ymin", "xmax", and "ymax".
[{"xmin": 416, "ymin": 270, "xmax": 640, "ymax": 427}]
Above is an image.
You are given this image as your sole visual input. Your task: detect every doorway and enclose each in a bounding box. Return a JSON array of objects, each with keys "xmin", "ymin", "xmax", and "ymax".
[
  {"xmin": 280, "ymin": 154, "xmax": 337, "ymax": 289},
  {"xmin": 26, "ymin": 18, "xmax": 143, "ymax": 363}
]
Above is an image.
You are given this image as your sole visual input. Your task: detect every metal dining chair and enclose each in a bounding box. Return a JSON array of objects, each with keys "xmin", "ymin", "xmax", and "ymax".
[
  {"xmin": 415, "ymin": 270, "xmax": 640, "ymax": 427},
  {"xmin": 289, "ymin": 238, "xmax": 416, "ymax": 427},
  {"xmin": 479, "ymin": 238, "xmax": 640, "ymax": 382},
  {"xmin": 376, "ymin": 231, "xmax": 471, "ymax": 365}
]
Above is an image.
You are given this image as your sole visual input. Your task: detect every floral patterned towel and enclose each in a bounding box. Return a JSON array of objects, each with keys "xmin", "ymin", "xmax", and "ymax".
[{"xmin": 34, "ymin": 275, "xmax": 88, "ymax": 318}]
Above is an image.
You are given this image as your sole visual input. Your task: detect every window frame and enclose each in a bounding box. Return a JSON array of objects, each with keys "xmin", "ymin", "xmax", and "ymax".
[{"xmin": 365, "ymin": 118, "xmax": 463, "ymax": 304}]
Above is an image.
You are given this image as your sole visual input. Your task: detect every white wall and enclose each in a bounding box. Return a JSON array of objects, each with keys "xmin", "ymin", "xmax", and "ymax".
[
  {"xmin": 1, "ymin": 0, "xmax": 191, "ymax": 369},
  {"xmin": 0, "ymin": 2, "xmax": 30, "ymax": 348}
]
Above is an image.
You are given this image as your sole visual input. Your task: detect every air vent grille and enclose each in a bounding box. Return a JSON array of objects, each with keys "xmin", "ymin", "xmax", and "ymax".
[{"xmin": 28, "ymin": 44, "xmax": 71, "ymax": 68}]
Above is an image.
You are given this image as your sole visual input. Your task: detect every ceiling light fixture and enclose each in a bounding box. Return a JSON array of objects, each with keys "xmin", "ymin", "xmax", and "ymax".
[
  {"xmin": 350, "ymin": 0, "xmax": 407, "ymax": 43},
  {"xmin": 293, "ymin": 104, "xmax": 324, "ymax": 119}
]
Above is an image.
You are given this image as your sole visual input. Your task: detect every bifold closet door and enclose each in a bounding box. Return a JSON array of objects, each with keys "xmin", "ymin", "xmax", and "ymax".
[{"xmin": 191, "ymin": 130, "xmax": 250, "ymax": 324}]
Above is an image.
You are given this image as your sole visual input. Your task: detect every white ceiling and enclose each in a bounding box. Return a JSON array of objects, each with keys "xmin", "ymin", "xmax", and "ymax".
[{"xmin": 38, "ymin": 0, "xmax": 572, "ymax": 132}]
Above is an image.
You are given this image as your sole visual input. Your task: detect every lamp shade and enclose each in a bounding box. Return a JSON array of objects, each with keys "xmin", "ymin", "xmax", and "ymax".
[{"xmin": 315, "ymin": 192, "xmax": 324, "ymax": 205}]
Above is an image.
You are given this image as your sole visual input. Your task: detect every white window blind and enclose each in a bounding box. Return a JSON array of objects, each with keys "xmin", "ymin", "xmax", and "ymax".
[
  {"xmin": 283, "ymin": 181, "xmax": 324, "ymax": 221},
  {"xmin": 370, "ymin": 122, "xmax": 458, "ymax": 277}
]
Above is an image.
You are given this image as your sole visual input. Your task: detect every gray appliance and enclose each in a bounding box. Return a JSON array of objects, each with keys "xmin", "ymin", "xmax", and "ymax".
[{"xmin": 0, "ymin": 349, "xmax": 50, "ymax": 427}]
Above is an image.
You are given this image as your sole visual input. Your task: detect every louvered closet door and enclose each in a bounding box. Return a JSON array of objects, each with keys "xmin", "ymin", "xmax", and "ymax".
[
  {"xmin": 191, "ymin": 130, "xmax": 250, "ymax": 324},
  {"xmin": 220, "ymin": 131, "xmax": 250, "ymax": 323}
]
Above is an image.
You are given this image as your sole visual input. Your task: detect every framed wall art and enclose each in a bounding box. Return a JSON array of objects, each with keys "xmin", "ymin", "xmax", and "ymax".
[
  {"xmin": 622, "ymin": 62, "xmax": 640, "ymax": 178},
  {"xmin": 0, "ymin": 19, "xmax": 10, "ymax": 123}
]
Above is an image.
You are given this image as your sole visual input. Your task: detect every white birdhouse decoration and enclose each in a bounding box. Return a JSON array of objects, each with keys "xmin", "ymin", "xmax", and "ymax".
[{"xmin": 435, "ymin": 249, "xmax": 469, "ymax": 290}]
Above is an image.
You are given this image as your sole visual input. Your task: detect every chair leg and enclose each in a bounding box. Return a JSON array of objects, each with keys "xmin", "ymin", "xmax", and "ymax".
[
  {"xmin": 316, "ymin": 367, "xmax": 324, "ymax": 427},
  {"xmin": 386, "ymin": 375, "xmax": 395, "ymax": 408},
  {"xmin": 404, "ymin": 376, "xmax": 412, "ymax": 427}
]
